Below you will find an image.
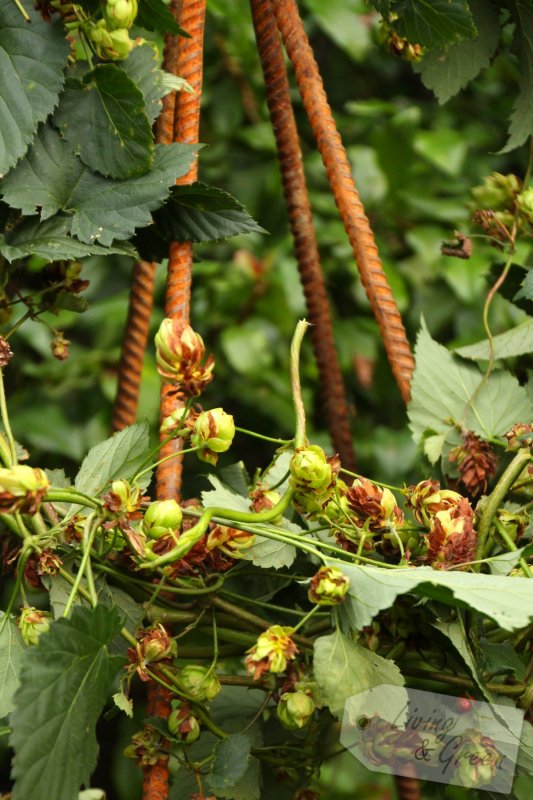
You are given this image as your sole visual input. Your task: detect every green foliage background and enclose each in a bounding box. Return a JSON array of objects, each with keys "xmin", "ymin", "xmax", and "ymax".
[{"xmin": 1, "ymin": 1, "xmax": 532, "ymax": 798}]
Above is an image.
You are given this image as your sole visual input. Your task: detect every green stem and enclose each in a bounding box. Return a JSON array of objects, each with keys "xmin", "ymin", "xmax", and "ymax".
[
  {"xmin": 208, "ymin": 595, "xmax": 314, "ymax": 649},
  {"xmin": 45, "ymin": 488, "xmax": 102, "ymax": 510},
  {"xmin": 292, "ymin": 603, "xmax": 321, "ymax": 633},
  {"xmin": 63, "ymin": 515, "xmax": 100, "ymax": 616},
  {"xmin": 493, "ymin": 518, "xmax": 533, "ymax": 578},
  {"xmin": 290, "ymin": 320, "xmax": 310, "ymax": 448},
  {"xmin": 340, "ymin": 468, "xmax": 403, "ymax": 493},
  {"xmin": 403, "ymin": 667, "xmax": 525, "ymax": 696},
  {"xmin": 0, "ymin": 368, "xmax": 17, "ymax": 465},
  {"xmin": 134, "ymin": 444, "xmax": 200, "ymax": 484},
  {"xmin": 235, "ymin": 427, "xmax": 293, "ymax": 445},
  {"xmin": 475, "ymin": 449, "xmax": 532, "ymax": 568},
  {"xmin": 139, "ymin": 487, "xmax": 295, "ymax": 569},
  {"xmin": 10, "ymin": 0, "xmax": 30, "ymax": 22}
]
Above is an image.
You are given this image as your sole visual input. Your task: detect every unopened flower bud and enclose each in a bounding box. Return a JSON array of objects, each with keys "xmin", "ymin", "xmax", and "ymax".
[
  {"xmin": 18, "ymin": 606, "xmax": 52, "ymax": 645},
  {"xmin": 85, "ymin": 20, "xmax": 134, "ymax": 60},
  {"xmin": 191, "ymin": 408, "xmax": 235, "ymax": 465},
  {"xmin": 452, "ymin": 729, "xmax": 500, "ymax": 788},
  {"xmin": 308, "ymin": 566, "xmax": 350, "ymax": 605},
  {"xmin": 207, "ymin": 524, "xmax": 255, "ymax": 557},
  {"xmin": 0, "ymin": 465, "xmax": 49, "ymax": 514},
  {"xmin": 139, "ymin": 624, "xmax": 176, "ymax": 663},
  {"xmin": 143, "ymin": 500, "xmax": 182, "ymax": 540},
  {"xmin": 277, "ymin": 690, "xmax": 315, "ymax": 729},
  {"xmin": 179, "ymin": 665, "xmax": 221, "ymax": 702},
  {"xmin": 104, "ymin": 0, "xmax": 138, "ymax": 30},
  {"xmin": 168, "ymin": 702, "xmax": 200, "ymax": 743},
  {"xmin": 103, "ymin": 479, "xmax": 142, "ymax": 517},
  {"xmin": 289, "ymin": 446, "xmax": 332, "ymax": 493},
  {"xmin": 155, "ymin": 319, "xmax": 214, "ymax": 396},
  {"xmin": 160, "ymin": 407, "xmax": 190, "ymax": 437}
]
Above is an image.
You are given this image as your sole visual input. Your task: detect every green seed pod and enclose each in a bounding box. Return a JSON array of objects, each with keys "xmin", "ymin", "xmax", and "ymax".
[
  {"xmin": 179, "ymin": 664, "xmax": 221, "ymax": 702},
  {"xmin": 143, "ymin": 499, "xmax": 182, "ymax": 540},
  {"xmin": 18, "ymin": 607, "xmax": 52, "ymax": 646},
  {"xmin": 277, "ymin": 691, "xmax": 315, "ymax": 730}
]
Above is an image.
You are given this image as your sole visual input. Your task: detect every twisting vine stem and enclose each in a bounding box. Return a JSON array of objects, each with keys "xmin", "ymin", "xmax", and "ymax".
[
  {"xmin": 270, "ymin": 0, "xmax": 415, "ymax": 404},
  {"xmin": 250, "ymin": 0, "xmax": 356, "ymax": 468}
]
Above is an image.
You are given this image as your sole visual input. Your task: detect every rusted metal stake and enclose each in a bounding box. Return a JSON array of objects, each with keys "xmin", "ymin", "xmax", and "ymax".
[
  {"xmin": 270, "ymin": 0, "xmax": 415, "ymax": 404},
  {"xmin": 156, "ymin": 0, "xmax": 206, "ymax": 503},
  {"xmin": 250, "ymin": 0, "xmax": 355, "ymax": 469}
]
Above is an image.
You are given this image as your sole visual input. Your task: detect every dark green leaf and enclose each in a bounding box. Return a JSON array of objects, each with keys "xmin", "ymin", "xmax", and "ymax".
[
  {"xmin": 75, "ymin": 421, "xmax": 149, "ymax": 495},
  {"xmin": 0, "ymin": 216, "xmax": 137, "ymax": 263},
  {"xmin": 478, "ymin": 638, "xmax": 527, "ymax": 681},
  {"xmin": 207, "ymin": 734, "xmax": 251, "ymax": 794},
  {"xmin": 118, "ymin": 43, "xmax": 169, "ymax": 124},
  {"xmin": 1, "ymin": 125, "xmax": 197, "ymax": 245},
  {"xmin": 0, "ymin": 0, "xmax": 69, "ymax": 176},
  {"xmin": 414, "ymin": 0, "xmax": 499, "ymax": 103},
  {"xmin": 393, "ymin": 0, "xmax": 476, "ymax": 49},
  {"xmin": 0, "ymin": 614, "xmax": 25, "ymax": 718},
  {"xmin": 408, "ymin": 321, "xmax": 533, "ymax": 444},
  {"xmin": 136, "ymin": 0, "xmax": 188, "ymax": 36},
  {"xmin": 313, "ymin": 629, "xmax": 404, "ymax": 715},
  {"xmin": 54, "ymin": 291, "xmax": 90, "ymax": 313},
  {"xmin": 54, "ymin": 65, "xmax": 153, "ymax": 179},
  {"xmin": 490, "ymin": 263, "xmax": 533, "ymax": 316},
  {"xmin": 501, "ymin": 1, "xmax": 533, "ymax": 152},
  {"xmin": 152, "ymin": 182, "xmax": 266, "ymax": 244},
  {"xmin": 10, "ymin": 606, "xmax": 125, "ymax": 800}
]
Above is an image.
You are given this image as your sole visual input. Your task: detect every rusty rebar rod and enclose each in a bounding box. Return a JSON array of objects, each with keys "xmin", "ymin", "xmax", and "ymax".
[
  {"xmin": 250, "ymin": 0, "xmax": 355, "ymax": 469},
  {"xmin": 156, "ymin": 0, "xmax": 206, "ymax": 502},
  {"xmin": 270, "ymin": 0, "xmax": 415, "ymax": 404}
]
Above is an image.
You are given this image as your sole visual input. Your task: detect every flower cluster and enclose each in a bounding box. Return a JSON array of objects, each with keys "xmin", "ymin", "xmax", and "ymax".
[
  {"xmin": 308, "ymin": 566, "xmax": 350, "ymax": 605},
  {"xmin": 449, "ymin": 431, "xmax": 497, "ymax": 496},
  {"xmin": 289, "ymin": 445, "xmax": 339, "ymax": 517},
  {"xmin": 0, "ymin": 466, "xmax": 49, "ymax": 515}
]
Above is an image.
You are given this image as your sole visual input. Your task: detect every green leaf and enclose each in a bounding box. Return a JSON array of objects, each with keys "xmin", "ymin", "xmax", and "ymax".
[
  {"xmin": 515, "ymin": 269, "xmax": 533, "ymax": 303},
  {"xmin": 201, "ymin": 477, "xmax": 297, "ymax": 568},
  {"xmin": 112, "ymin": 688, "xmax": 133, "ymax": 717},
  {"xmin": 75, "ymin": 421, "xmax": 149, "ymax": 495},
  {"xmin": 0, "ymin": 0, "xmax": 69, "ymax": 176},
  {"xmin": 455, "ymin": 320, "xmax": 533, "ymax": 361},
  {"xmin": 0, "ymin": 614, "xmax": 25, "ymax": 718},
  {"xmin": 501, "ymin": 1, "xmax": 533, "ymax": 152},
  {"xmin": 119, "ymin": 43, "xmax": 170, "ymax": 124},
  {"xmin": 0, "ymin": 216, "xmax": 136, "ymax": 263},
  {"xmin": 337, "ymin": 562, "xmax": 533, "ymax": 632},
  {"xmin": 152, "ymin": 182, "xmax": 266, "ymax": 243},
  {"xmin": 54, "ymin": 65, "xmax": 153, "ymax": 179},
  {"xmin": 478, "ymin": 638, "xmax": 527, "ymax": 681},
  {"xmin": 393, "ymin": 0, "xmax": 476, "ymax": 50},
  {"xmin": 10, "ymin": 605, "xmax": 125, "ymax": 800},
  {"xmin": 99, "ymin": 583, "xmax": 144, "ymax": 655},
  {"xmin": 136, "ymin": 0, "xmax": 188, "ymax": 36},
  {"xmin": 301, "ymin": 0, "xmax": 372, "ymax": 62},
  {"xmin": 313, "ymin": 629, "xmax": 404, "ymax": 715},
  {"xmin": 414, "ymin": 0, "xmax": 499, "ymax": 103},
  {"xmin": 1, "ymin": 124, "xmax": 197, "ymax": 245},
  {"xmin": 207, "ymin": 734, "xmax": 251, "ymax": 794},
  {"xmin": 432, "ymin": 619, "xmax": 492, "ymax": 700},
  {"xmin": 487, "ymin": 544, "xmax": 533, "ymax": 576},
  {"xmin": 408, "ymin": 321, "xmax": 533, "ymax": 444}
]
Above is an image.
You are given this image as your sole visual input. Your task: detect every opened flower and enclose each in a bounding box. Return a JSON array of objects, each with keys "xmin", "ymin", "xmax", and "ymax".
[{"xmin": 245, "ymin": 625, "xmax": 298, "ymax": 680}]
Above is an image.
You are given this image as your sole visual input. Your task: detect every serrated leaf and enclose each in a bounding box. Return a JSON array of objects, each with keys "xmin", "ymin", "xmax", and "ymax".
[
  {"xmin": 515, "ymin": 269, "xmax": 533, "ymax": 303},
  {"xmin": 54, "ymin": 65, "xmax": 153, "ymax": 179},
  {"xmin": 201, "ymin": 477, "xmax": 297, "ymax": 568},
  {"xmin": 10, "ymin": 606, "xmax": 125, "ymax": 800},
  {"xmin": 455, "ymin": 320, "xmax": 533, "ymax": 361},
  {"xmin": 422, "ymin": 431, "xmax": 446, "ymax": 464},
  {"xmin": 337, "ymin": 562, "xmax": 533, "ymax": 632},
  {"xmin": 414, "ymin": 0, "xmax": 499, "ymax": 103},
  {"xmin": 432, "ymin": 619, "xmax": 492, "ymax": 700},
  {"xmin": 136, "ymin": 0, "xmax": 188, "ymax": 36},
  {"xmin": 99, "ymin": 583, "xmax": 143, "ymax": 655},
  {"xmin": 313, "ymin": 629, "xmax": 404, "ymax": 715},
  {"xmin": 0, "ymin": 216, "xmax": 137, "ymax": 263},
  {"xmin": 207, "ymin": 734, "xmax": 251, "ymax": 793},
  {"xmin": 0, "ymin": 0, "xmax": 69, "ymax": 176},
  {"xmin": 119, "ymin": 43, "xmax": 169, "ymax": 124},
  {"xmin": 393, "ymin": 0, "xmax": 476, "ymax": 49},
  {"xmin": 488, "ymin": 544, "xmax": 533, "ymax": 576},
  {"xmin": 478, "ymin": 638, "xmax": 527, "ymax": 681},
  {"xmin": 0, "ymin": 613, "xmax": 25, "ymax": 718},
  {"xmin": 501, "ymin": 1, "xmax": 533, "ymax": 152},
  {"xmin": 408, "ymin": 321, "xmax": 533, "ymax": 444},
  {"xmin": 153, "ymin": 182, "xmax": 266, "ymax": 243},
  {"xmin": 75, "ymin": 421, "xmax": 149, "ymax": 495},
  {"xmin": 1, "ymin": 125, "xmax": 197, "ymax": 245}
]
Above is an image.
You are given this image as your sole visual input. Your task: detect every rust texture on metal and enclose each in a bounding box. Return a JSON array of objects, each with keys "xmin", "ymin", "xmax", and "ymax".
[
  {"xmin": 271, "ymin": 0, "xmax": 415, "ymax": 404},
  {"xmin": 250, "ymin": 0, "xmax": 355, "ymax": 469},
  {"xmin": 157, "ymin": 0, "xmax": 206, "ymax": 502},
  {"xmin": 141, "ymin": 681, "xmax": 173, "ymax": 800},
  {"xmin": 111, "ymin": 260, "xmax": 157, "ymax": 432}
]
